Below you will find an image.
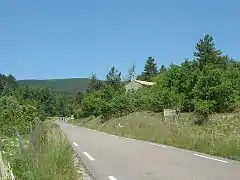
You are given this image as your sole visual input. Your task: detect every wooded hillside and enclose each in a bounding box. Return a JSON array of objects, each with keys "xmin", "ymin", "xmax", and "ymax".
[{"xmin": 18, "ymin": 78, "xmax": 89, "ymax": 94}]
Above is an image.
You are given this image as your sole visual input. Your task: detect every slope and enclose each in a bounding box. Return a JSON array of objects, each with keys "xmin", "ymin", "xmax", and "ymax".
[{"xmin": 17, "ymin": 78, "xmax": 89, "ymax": 94}]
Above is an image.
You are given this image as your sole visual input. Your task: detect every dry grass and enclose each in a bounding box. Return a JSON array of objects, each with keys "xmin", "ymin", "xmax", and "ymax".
[
  {"xmin": 71, "ymin": 111, "xmax": 240, "ymax": 161},
  {"xmin": 0, "ymin": 151, "xmax": 13, "ymax": 180}
]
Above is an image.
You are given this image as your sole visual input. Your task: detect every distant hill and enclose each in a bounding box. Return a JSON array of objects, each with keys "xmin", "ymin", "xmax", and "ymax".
[{"xmin": 17, "ymin": 78, "xmax": 89, "ymax": 94}]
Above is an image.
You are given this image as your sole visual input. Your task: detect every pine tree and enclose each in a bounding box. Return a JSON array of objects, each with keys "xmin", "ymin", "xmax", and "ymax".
[
  {"xmin": 85, "ymin": 73, "xmax": 103, "ymax": 93},
  {"xmin": 159, "ymin": 65, "xmax": 167, "ymax": 74},
  {"xmin": 106, "ymin": 66, "xmax": 122, "ymax": 88},
  {"xmin": 139, "ymin": 56, "xmax": 158, "ymax": 81},
  {"xmin": 75, "ymin": 91, "xmax": 84, "ymax": 104},
  {"xmin": 194, "ymin": 34, "xmax": 222, "ymax": 70}
]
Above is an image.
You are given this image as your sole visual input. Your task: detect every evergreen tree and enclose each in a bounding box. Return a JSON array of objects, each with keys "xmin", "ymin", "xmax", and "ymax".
[
  {"xmin": 75, "ymin": 91, "xmax": 84, "ymax": 105},
  {"xmin": 139, "ymin": 56, "xmax": 158, "ymax": 81},
  {"xmin": 194, "ymin": 34, "xmax": 222, "ymax": 70},
  {"xmin": 159, "ymin": 65, "xmax": 167, "ymax": 74},
  {"xmin": 106, "ymin": 66, "xmax": 122, "ymax": 88},
  {"xmin": 85, "ymin": 73, "xmax": 103, "ymax": 93}
]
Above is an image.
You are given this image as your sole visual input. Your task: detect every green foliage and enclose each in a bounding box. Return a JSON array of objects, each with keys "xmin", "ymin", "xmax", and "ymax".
[
  {"xmin": 194, "ymin": 34, "xmax": 222, "ymax": 70},
  {"xmin": 18, "ymin": 77, "xmax": 89, "ymax": 94},
  {"xmin": 193, "ymin": 100, "xmax": 214, "ymax": 125},
  {"xmin": 138, "ymin": 56, "xmax": 158, "ymax": 81},
  {"xmin": 193, "ymin": 66, "xmax": 237, "ymax": 113},
  {"xmin": 0, "ymin": 96, "xmax": 37, "ymax": 136},
  {"xmin": 80, "ymin": 91, "xmax": 103, "ymax": 117},
  {"xmin": 0, "ymin": 74, "xmax": 74, "ymax": 137},
  {"xmin": 106, "ymin": 66, "xmax": 122, "ymax": 89},
  {"xmin": 74, "ymin": 34, "xmax": 240, "ymax": 125},
  {"xmin": 72, "ymin": 111, "xmax": 240, "ymax": 161},
  {"xmin": 85, "ymin": 73, "xmax": 103, "ymax": 93},
  {"xmin": 2, "ymin": 122, "xmax": 80, "ymax": 180},
  {"xmin": 75, "ymin": 91, "xmax": 84, "ymax": 105}
]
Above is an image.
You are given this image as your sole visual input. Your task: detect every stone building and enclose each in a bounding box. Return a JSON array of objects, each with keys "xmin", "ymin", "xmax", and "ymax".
[{"xmin": 125, "ymin": 79, "xmax": 156, "ymax": 92}]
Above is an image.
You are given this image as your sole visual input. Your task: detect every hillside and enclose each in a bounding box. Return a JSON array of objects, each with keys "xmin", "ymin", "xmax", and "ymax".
[{"xmin": 17, "ymin": 78, "xmax": 89, "ymax": 94}]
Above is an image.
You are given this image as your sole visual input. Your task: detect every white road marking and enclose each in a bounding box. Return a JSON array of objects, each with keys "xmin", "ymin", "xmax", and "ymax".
[
  {"xmin": 150, "ymin": 142, "xmax": 167, "ymax": 148},
  {"xmin": 73, "ymin": 142, "xmax": 79, "ymax": 147},
  {"xmin": 193, "ymin": 154, "xmax": 229, "ymax": 164},
  {"xmin": 123, "ymin": 137, "xmax": 134, "ymax": 140},
  {"xmin": 109, "ymin": 134, "xmax": 118, "ymax": 137},
  {"xmin": 83, "ymin": 152, "xmax": 95, "ymax": 161},
  {"xmin": 108, "ymin": 176, "xmax": 117, "ymax": 180}
]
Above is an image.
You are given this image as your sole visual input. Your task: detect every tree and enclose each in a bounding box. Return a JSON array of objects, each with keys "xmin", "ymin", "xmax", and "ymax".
[
  {"xmin": 56, "ymin": 95, "xmax": 67, "ymax": 117},
  {"xmin": 85, "ymin": 73, "xmax": 103, "ymax": 93},
  {"xmin": 1, "ymin": 83, "xmax": 15, "ymax": 96},
  {"xmin": 139, "ymin": 56, "xmax": 158, "ymax": 81},
  {"xmin": 0, "ymin": 96, "xmax": 37, "ymax": 136},
  {"xmin": 194, "ymin": 34, "xmax": 222, "ymax": 70},
  {"xmin": 7, "ymin": 74, "xmax": 18, "ymax": 89},
  {"xmin": 75, "ymin": 91, "xmax": 84, "ymax": 105},
  {"xmin": 159, "ymin": 65, "xmax": 167, "ymax": 74},
  {"xmin": 193, "ymin": 66, "xmax": 236, "ymax": 113},
  {"xmin": 106, "ymin": 66, "xmax": 122, "ymax": 88}
]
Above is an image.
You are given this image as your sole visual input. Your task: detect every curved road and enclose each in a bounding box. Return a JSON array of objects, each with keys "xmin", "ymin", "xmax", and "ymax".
[{"xmin": 59, "ymin": 122, "xmax": 240, "ymax": 180}]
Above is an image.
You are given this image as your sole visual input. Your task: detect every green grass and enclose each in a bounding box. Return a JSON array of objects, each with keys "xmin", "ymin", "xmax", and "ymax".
[
  {"xmin": 1, "ymin": 122, "xmax": 81, "ymax": 180},
  {"xmin": 70, "ymin": 111, "xmax": 240, "ymax": 161}
]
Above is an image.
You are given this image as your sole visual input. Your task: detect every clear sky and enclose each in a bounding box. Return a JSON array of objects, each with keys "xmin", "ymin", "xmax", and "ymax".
[{"xmin": 0, "ymin": 0, "xmax": 239, "ymax": 80}]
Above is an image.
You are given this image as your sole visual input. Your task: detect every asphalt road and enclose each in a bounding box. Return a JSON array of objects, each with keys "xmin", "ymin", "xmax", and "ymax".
[{"xmin": 58, "ymin": 122, "xmax": 240, "ymax": 180}]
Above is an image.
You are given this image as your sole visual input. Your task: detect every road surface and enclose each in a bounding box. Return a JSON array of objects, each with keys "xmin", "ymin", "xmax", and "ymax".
[{"xmin": 58, "ymin": 122, "xmax": 240, "ymax": 180}]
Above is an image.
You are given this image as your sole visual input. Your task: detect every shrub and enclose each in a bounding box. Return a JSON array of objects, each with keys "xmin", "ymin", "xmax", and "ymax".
[
  {"xmin": 0, "ymin": 96, "xmax": 37, "ymax": 136},
  {"xmin": 194, "ymin": 100, "xmax": 214, "ymax": 125}
]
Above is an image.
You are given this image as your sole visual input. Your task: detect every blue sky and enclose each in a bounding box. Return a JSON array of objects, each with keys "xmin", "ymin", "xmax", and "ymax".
[{"xmin": 0, "ymin": 0, "xmax": 239, "ymax": 80}]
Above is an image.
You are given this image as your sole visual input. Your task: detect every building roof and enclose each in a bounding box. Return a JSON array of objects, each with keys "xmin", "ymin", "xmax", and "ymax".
[{"xmin": 134, "ymin": 80, "xmax": 156, "ymax": 86}]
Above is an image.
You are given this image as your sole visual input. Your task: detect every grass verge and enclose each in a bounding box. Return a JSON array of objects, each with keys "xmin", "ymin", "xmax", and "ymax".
[
  {"xmin": 1, "ymin": 122, "xmax": 81, "ymax": 180},
  {"xmin": 70, "ymin": 111, "xmax": 240, "ymax": 161}
]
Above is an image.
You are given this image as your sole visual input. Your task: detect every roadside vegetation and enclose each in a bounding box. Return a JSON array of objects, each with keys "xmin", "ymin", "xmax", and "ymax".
[
  {"xmin": 1, "ymin": 122, "xmax": 81, "ymax": 180},
  {"xmin": 71, "ymin": 111, "xmax": 240, "ymax": 161},
  {"xmin": 0, "ymin": 74, "xmax": 81, "ymax": 179},
  {"xmin": 70, "ymin": 34, "xmax": 240, "ymax": 160}
]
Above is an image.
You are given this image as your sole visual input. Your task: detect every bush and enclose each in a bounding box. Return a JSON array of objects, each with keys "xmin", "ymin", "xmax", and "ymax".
[
  {"xmin": 193, "ymin": 67, "xmax": 237, "ymax": 113},
  {"xmin": 0, "ymin": 96, "xmax": 37, "ymax": 136},
  {"xmin": 194, "ymin": 100, "xmax": 214, "ymax": 125}
]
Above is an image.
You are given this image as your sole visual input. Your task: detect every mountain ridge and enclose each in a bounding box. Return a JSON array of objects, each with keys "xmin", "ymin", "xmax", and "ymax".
[{"xmin": 17, "ymin": 77, "xmax": 89, "ymax": 94}]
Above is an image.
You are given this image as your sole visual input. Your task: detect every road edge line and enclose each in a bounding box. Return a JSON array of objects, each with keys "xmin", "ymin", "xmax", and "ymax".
[
  {"xmin": 108, "ymin": 175, "xmax": 118, "ymax": 180},
  {"xmin": 83, "ymin": 152, "xmax": 95, "ymax": 161},
  {"xmin": 193, "ymin": 153, "xmax": 229, "ymax": 164}
]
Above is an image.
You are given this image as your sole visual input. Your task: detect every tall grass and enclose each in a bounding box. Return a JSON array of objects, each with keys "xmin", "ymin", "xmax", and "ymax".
[
  {"xmin": 0, "ymin": 151, "xmax": 15, "ymax": 180},
  {"xmin": 8, "ymin": 122, "xmax": 80, "ymax": 180},
  {"xmin": 72, "ymin": 111, "xmax": 240, "ymax": 161}
]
